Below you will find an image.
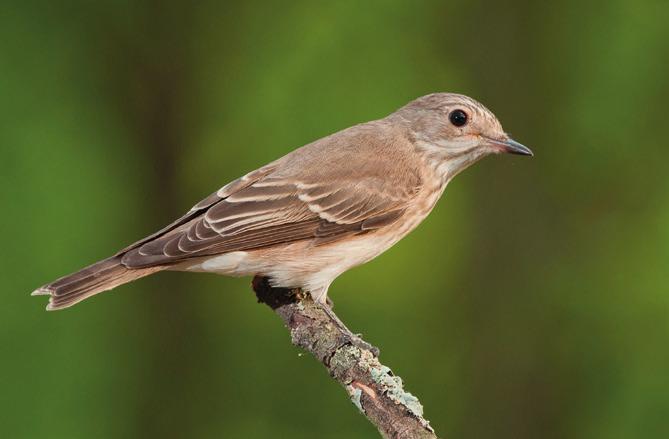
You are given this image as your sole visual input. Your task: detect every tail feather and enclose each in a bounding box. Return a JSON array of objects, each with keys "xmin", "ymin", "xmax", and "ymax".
[{"xmin": 33, "ymin": 257, "xmax": 162, "ymax": 311}]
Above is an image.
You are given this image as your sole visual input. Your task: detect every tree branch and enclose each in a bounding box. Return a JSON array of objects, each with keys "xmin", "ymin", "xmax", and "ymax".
[{"xmin": 252, "ymin": 276, "xmax": 439, "ymax": 439}]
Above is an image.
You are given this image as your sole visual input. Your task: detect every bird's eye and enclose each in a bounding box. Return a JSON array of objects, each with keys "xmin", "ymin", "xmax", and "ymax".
[{"xmin": 449, "ymin": 109, "xmax": 468, "ymax": 127}]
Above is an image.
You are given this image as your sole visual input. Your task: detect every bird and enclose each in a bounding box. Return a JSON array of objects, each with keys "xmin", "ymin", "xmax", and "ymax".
[{"xmin": 33, "ymin": 92, "xmax": 532, "ymax": 311}]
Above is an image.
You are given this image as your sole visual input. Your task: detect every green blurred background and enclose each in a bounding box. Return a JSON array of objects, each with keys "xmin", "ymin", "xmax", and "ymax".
[{"xmin": 2, "ymin": 1, "xmax": 668, "ymax": 438}]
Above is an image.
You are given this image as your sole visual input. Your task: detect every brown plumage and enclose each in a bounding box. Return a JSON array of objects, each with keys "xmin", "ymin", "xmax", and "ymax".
[{"xmin": 33, "ymin": 93, "xmax": 531, "ymax": 310}]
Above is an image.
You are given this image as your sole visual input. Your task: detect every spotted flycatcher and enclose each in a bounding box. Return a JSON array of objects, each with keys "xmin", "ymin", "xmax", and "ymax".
[{"xmin": 33, "ymin": 93, "xmax": 532, "ymax": 310}]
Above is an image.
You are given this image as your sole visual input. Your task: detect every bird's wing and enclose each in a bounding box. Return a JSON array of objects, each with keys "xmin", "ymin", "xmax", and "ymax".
[
  {"xmin": 120, "ymin": 172, "xmax": 420, "ymax": 268},
  {"xmin": 118, "ymin": 118, "xmax": 424, "ymax": 268},
  {"xmin": 116, "ymin": 163, "xmax": 279, "ymax": 255}
]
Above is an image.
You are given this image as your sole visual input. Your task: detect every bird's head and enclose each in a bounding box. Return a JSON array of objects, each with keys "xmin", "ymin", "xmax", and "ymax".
[{"xmin": 395, "ymin": 93, "xmax": 532, "ymax": 178}]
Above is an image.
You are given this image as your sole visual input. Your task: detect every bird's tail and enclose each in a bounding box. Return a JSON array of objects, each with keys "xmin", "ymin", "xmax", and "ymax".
[{"xmin": 32, "ymin": 256, "xmax": 163, "ymax": 311}]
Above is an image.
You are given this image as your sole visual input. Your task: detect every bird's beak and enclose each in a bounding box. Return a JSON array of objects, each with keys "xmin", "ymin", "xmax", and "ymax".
[{"xmin": 484, "ymin": 136, "xmax": 533, "ymax": 156}]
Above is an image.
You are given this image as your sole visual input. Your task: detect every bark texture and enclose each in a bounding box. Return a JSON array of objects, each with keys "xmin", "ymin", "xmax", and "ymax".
[{"xmin": 252, "ymin": 276, "xmax": 439, "ymax": 439}]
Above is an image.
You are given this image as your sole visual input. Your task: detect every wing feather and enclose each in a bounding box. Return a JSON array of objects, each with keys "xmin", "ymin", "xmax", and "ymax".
[
  {"xmin": 116, "ymin": 164, "xmax": 277, "ymax": 255},
  {"xmin": 114, "ymin": 119, "xmax": 430, "ymax": 269},
  {"xmin": 121, "ymin": 175, "xmax": 416, "ymax": 268}
]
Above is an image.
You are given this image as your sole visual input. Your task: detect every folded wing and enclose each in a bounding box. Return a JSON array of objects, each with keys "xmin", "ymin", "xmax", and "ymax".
[{"xmin": 120, "ymin": 174, "xmax": 418, "ymax": 268}]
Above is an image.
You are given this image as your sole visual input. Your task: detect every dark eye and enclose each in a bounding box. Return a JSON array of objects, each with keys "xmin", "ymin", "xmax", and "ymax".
[{"xmin": 449, "ymin": 109, "xmax": 468, "ymax": 127}]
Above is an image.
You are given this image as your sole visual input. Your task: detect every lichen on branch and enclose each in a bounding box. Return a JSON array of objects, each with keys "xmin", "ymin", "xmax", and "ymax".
[{"xmin": 252, "ymin": 276, "xmax": 438, "ymax": 439}]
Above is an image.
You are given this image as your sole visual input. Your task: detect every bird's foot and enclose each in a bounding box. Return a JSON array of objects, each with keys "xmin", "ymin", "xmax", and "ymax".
[
  {"xmin": 252, "ymin": 277, "xmax": 380, "ymax": 357},
  {"xmin": 318, "ymin": 301, "xmax": 380, "ymax": 357}
]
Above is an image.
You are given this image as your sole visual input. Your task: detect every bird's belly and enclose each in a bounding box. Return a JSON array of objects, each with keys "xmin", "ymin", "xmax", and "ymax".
[{"xmin": 184, "ymin": 232, "xmax": 395, "ymax": 280}]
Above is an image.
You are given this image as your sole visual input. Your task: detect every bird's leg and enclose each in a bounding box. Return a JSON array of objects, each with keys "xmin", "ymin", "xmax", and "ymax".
[
  {"xmin": 252, "ymin": 277, "xmax": 380, "ymax": 356},
  {"xmin": 317, "ymin": 301, "xmax": 380, "ymax": 357},
  {"xmin": 310, "ymin": 286, "xmax": 379, "ymax": 356}
]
